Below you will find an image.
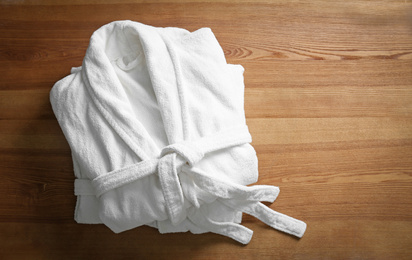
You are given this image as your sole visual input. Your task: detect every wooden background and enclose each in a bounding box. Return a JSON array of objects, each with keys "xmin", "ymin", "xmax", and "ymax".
[{"xmin": 1, "ymin": 0, "xmax": 411, "ymax": 259}]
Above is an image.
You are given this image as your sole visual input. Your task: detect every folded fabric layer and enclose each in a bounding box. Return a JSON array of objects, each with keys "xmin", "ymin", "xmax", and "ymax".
[{"xmin": 50, "ymin": 20, "xmax": 306, "ymax": 244}]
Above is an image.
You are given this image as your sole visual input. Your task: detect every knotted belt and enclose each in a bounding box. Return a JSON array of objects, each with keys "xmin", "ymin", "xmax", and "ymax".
[{"xmin": 74, "ymin": 125, "xmax": 306, "ymax": 244}]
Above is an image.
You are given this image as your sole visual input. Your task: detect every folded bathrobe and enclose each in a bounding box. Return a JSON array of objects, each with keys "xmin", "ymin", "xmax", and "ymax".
[{"xmin": 50, "ymin": 20, "xmax": 306, "ymax": 244}]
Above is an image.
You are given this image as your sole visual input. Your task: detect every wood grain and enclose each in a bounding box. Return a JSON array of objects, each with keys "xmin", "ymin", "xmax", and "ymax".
[{"xmin": 1, "ymin": 1, "xmax": 411, "ymax": 259}]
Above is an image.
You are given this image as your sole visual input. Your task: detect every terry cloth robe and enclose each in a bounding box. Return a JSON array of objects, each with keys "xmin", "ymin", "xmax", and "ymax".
[{"xmin": 50, "ymin": 20, "xmax": 306, "ymax": 244}]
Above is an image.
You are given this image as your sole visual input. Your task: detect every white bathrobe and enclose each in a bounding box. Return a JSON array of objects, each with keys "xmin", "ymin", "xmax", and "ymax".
[{"xmin": 50, "ymin": 20, "xmax": 306, "ymax": 244}]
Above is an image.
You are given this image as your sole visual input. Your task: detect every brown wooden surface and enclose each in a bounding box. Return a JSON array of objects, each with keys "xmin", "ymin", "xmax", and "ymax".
[{"xmin": 1, "ymin": 1, "xmax": 412, "ymax": 259}]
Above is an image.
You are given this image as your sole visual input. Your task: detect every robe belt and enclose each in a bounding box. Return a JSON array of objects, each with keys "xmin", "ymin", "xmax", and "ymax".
[{"xmin": 74, "ymin": 125, "xmax": 306, "ymax": 243}]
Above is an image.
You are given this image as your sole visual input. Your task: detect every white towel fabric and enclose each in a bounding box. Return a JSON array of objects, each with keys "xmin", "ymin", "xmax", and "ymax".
[{"xmin": 50, "ymin": 20, "xmax": 306, "ymax": 244}]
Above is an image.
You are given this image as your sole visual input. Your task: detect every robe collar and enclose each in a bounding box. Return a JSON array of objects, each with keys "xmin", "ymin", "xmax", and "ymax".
[{"xmin": 82, "ymin": 20, "xmax": 187, "ymax": 160}]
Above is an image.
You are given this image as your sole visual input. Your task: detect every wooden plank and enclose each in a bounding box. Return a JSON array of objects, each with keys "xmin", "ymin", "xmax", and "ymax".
[{"xmin": 0, "ymin": 221, "xmax": 411, "ymax": 259}]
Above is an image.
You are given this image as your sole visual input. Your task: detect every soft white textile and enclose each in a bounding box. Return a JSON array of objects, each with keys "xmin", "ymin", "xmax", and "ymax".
[{"xmin": 50, "ymin": 20, "xmax": 306, "ymax": 244}]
